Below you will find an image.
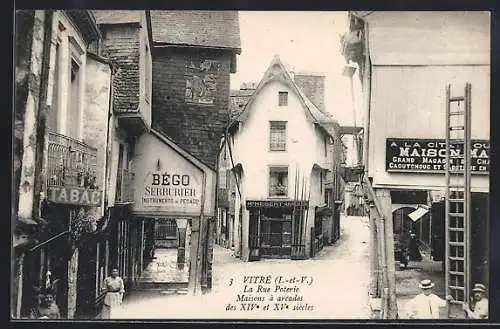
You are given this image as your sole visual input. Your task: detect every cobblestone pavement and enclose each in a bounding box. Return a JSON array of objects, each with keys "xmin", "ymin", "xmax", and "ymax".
[
  {"xmin": 139, "ymin": 248, "xmax": 189, "ymax": 283},
  {"xmin": 113, "ymin": 216, "xmax": 372, "ymax": 320}
]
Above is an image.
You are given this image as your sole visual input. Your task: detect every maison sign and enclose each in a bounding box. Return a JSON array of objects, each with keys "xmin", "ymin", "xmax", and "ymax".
[
  {"xmin": 47, "ymin": 186, "xmax": 102, "ymax": 206},
  {"xmin": 142, "ymin": 172, "xmax": 200, "ymax": 208},
  {"xmin": 386, "ymin": 138, "xmax": 489, "ymax": 174},
  {"xmin": 246, "ymin": 200, "xmax": 309, "ymax": 208}
]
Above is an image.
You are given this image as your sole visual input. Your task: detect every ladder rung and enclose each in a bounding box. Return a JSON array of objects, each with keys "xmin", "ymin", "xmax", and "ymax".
[
  {"xmin": 449, "ymin": 241, "xmax": 465, "ymax": 246},
  {"xmin": 449, "ymin": 199, "xmax": 464, "ymax": 202},
  {"xmin": 449, "ymin": 96, "xmax": 465, "ymax": 102},
  {"xmin": 449, "ymin": 256, "xmax": 465, "ymax": 261},
  {"xmin": 449, "ymin": 227, "xmax": 465, "ymax": 232},
  {"xmin": 448, "ymin": 185, "xmax": 464, "ymax": 189},
  {"xmin": 449, "ymin": 126, "xmax": 465, "ymax": 131},
  {"xmin": 449, "ymin": 270, "xmax": 465, "ymax": 275},
  {"xmin": 449, "ymin": 213, "xmax": 464, "ymax": 217},
  {"xmin": 449, "ymin": 111, "xmax": 465, "ymax": 116},
  {"xmin": 449, "ymin": 285, "xmax": 466, "ymax": 290}
]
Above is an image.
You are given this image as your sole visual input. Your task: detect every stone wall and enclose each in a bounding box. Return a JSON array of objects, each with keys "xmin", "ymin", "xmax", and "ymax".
[{"xmin": 152, "ymin": 47, "xmax": 232, "ymax": 170}]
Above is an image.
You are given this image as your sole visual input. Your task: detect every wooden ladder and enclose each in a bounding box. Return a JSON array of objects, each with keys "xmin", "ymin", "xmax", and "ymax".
[{"xmin": 445, "ymin": 83, "xmax": 472, "ymax": 316}]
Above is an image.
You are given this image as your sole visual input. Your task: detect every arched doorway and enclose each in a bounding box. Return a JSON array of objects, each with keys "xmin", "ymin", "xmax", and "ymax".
[{"xmin": 392, "ymin": 206, "xmax": 419, "ymax": 241}]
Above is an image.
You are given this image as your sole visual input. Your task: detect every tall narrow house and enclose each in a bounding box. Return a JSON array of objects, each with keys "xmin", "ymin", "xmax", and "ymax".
[
  {"xmin": 144, "ymin": 10, "xmax": 241, "ymax": 291},
  {"xmin": 13, "ymin": 10, "xmax": 111, "ymax": 319}
]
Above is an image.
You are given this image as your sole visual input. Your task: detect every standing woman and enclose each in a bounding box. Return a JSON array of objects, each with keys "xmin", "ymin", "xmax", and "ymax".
[{"xmin": 100, "ymin": 268, "xmax": 125, "ymax": 319}]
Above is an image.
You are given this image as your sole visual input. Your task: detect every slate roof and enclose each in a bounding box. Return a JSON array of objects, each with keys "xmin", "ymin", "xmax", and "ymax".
[
  {"xmin": 150, "ymin": 11, "xmax": 241, "ymax": 53},
  {"xmin": 229, "ymin": 89, "xmax": 254, "ymax": 120},
  {"xmin": 93, "ymin": 10, "xmax": 142, "ymax": 24},
  {"xmin": 233, "ymin": 55, "xmax": 338, "ymax": 137}
]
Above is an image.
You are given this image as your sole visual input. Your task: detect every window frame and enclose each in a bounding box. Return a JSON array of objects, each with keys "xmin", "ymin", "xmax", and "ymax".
[
  {"xmin": 278, "ymin": 91, "xmax": 288, "ymax": 107},
  {"xmin": 269, "ymin": 121, "xmax": 287, "ymax": 152},
  {"xmin": 268, "ymin": 165, "xmax": 289, "ymax": 198}
]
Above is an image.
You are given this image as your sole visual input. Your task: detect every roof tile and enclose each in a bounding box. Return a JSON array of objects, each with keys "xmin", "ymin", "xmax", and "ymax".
[{"xmin": 150, "ymin": 11, "xmax": 241, "ymax": 52}]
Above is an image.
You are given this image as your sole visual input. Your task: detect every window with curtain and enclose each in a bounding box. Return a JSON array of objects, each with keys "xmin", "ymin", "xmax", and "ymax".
[{"xmin": 269, "ymin": 121, "xmax": 287, "ymax": 151}]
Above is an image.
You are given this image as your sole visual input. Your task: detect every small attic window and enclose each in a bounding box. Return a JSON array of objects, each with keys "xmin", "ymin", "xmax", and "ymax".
[{"xmin": 278, "ymin": 92, "xmax": 288, "ymax": 106}]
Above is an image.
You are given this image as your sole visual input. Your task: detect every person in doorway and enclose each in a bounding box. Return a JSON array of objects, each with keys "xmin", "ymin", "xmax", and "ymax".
[
  {"xmin": 29, "ymin": 288, "xmax": 61, "ymax": 319},
  {"xmin": 409, "ymin": 232, "xmax": 423, "ymax": 261},
  {"xmin": 405, "ymin": 279, "xmax": 453, "ymax": 319},
  {"xmin": 463, "ymin": 283, "xmax": 488, "ymax": 319},
  {"xmin": 100, "ymin": 268, "xmax": 125, "ymax": 319}
]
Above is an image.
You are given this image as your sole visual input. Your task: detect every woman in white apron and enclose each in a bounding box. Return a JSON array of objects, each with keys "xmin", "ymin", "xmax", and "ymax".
[{"xmin": 100, "ymin": 268, "xmax": 125, "ymax": 319}]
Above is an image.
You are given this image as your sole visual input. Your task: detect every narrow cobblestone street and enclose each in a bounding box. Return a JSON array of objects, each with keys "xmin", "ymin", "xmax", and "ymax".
[{"xmin": 113, "ymin": 215, "xmax": 371, "ymax": 319}]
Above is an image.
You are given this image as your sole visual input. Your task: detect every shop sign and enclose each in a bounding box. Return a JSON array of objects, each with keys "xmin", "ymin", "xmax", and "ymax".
[
  {"xmin": 246, "ymin": 200, "xmax": 309, "ymax": 208},
  {"xmin": 386, "ymin": 138, "xmax": 489, "ymax": 174},
  {"xmin": 47, "ymin": 186, "xmax": 102, "ymax": 206},
  {"xmin": 142, "ymin": 172, "xmax": 200, "ymax": 208}
]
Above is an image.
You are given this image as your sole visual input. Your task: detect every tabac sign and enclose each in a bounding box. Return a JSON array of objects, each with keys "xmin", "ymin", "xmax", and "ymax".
[
  {"xmin": 47, "ymin": 186, "xmax": 102, "ymax": 206},
  {"xmin": 386, "ymin": 138, "xmax": 489, "ymax": 174}
]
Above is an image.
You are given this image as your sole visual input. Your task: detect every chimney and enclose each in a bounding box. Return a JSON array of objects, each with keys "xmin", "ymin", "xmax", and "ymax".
[{"xmin": 294, "ymin": 72, "xmax": 326, "ymax": 112}]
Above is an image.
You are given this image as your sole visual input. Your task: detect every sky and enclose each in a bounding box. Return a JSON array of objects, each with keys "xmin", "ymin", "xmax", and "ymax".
[
  {"xmin": 230, "ymin": 11, "xmax": 363, "ymax": 127},
  {"xmin": 230, "ymin": 11, "xmax": 363, "ymax": 164}
]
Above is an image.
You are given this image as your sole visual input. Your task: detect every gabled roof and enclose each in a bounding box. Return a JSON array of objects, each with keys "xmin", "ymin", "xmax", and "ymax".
[
  {"xmin": 232, "ymin": 55, "xmax": 338, "ymax": 137},
  {"xmin": 149, "ymin": 10, "xmax": 241, "ymax": 53},
  {"xmin": 93, "ymin": 10, "xmax": 142, "ymax": 25}
]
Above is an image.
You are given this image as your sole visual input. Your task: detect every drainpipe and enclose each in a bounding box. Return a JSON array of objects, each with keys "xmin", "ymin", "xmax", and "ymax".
[
  {"xmin": 102, "ymin": 61, "xmax": 115, "ymax": 231},
  {"xmin": 32, "ymin": 10, "xmax": 54, "ymax": 223}
]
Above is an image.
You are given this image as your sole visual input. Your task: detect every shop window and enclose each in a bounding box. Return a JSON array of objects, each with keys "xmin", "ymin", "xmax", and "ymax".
[
  {"xmin": 269, "ymin": 167, "xmax": 288, "ymax": 197},
  {"xmin": 269, "ymin": 121, "xmax": 287, "ymax": 151},
  {"xmin": 278, "ymin": 91, "xmax": 288, "ymax": 106},
  {"xmin": 155, "ymin": 219, "xmax": 178, "ymax": 240}
]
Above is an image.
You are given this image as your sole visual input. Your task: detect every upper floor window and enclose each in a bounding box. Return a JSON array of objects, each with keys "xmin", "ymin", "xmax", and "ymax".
[
  {"xmin": 278, "ymin": 91, "xmax": 288, "ymax": 106},
  {"xmin": 269, "ymin": 121, "xmax": 287, "ymax": 151},
  {"xmin": 47, "ymin": 18, "xmax": 85, "ymax": 140},
  {"xmin": 67, "ymin": 57, "xmax": 81, "ymax": 138},
  {"xmin": 269, "ymin": 166, "xmax": 288, "ymax": 197}
]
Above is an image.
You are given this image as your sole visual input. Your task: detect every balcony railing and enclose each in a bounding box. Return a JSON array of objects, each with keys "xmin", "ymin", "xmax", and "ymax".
[
  {"xmin": 115, "ymin": 168, "xmax": 135, "ymax": 203},
  {"xmin": 47, "ymin": 131, "xmax": 99, "ymax": 189}
]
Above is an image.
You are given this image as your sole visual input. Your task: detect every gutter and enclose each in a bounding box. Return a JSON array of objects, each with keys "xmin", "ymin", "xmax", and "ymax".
[{"xmin": 152, "ymin": 42, "xmax": 242, "ymax": 55}]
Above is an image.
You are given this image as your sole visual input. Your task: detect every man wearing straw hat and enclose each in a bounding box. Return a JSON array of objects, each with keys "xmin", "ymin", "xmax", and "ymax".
[
  {"xmin": 463, "ymin": 283, "xmax": 488, "ymax": 319},
  {"xmin": 405, "ymin": 279, "xmax": 454, "ymax": 319}
]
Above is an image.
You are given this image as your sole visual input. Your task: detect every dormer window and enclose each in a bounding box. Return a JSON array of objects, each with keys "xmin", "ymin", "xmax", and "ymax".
[{"xmin": 278, "ymin": 91, "xmax": 288, "ymax": 106}]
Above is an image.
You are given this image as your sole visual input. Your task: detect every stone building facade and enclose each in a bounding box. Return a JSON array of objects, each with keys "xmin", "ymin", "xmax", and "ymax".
[
  {"xmin": 148, "ymin": 10, "xmax": 241, "ymax": 291},
  {"xmin": 13, "ymin": 10, "xmax": 110, "ymax": 319}
]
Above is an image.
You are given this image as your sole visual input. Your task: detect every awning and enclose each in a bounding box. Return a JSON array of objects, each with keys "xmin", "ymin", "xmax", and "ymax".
[{"xmin": 408, "ymin": 205, "xmax": 430, "ymax": 222}]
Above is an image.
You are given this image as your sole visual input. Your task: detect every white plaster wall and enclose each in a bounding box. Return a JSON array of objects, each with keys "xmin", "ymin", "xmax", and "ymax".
[
  {"xmin": 368, "ymin": 65, "xmax": 490, "ymax": 192},
  {"xmin": 233, "ymin": 80, "xmax": 324, "ymax": 200},
  {"xmin": 232, "ymin": 79, "xmax": 327, "ymax": 259},
  {"xmin": 83, "ymin": 57, "xmax": 111, "ymax": 216}
]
